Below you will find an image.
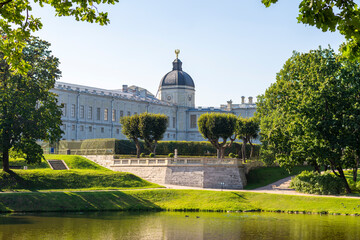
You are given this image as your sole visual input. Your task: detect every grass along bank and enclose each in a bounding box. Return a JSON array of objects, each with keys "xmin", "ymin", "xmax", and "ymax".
[
  {"xmin": 0, "ymin": 189, "xmax": 359, "ymax": 215},
  {"xmin": 0, "ymin": 155, "xmax": 161, "ymax": 191}
]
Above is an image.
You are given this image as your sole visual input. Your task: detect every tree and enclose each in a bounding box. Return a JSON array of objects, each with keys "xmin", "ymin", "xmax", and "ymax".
[
  {"xmin": 120, "ymin": 114, "xmax": 142, "ymax": 158},
  {"xmin": 236, "ymin": 117, "xmax": 259, "ymax": 162},
  {"xmin": 261, "ymin": 0, "xmax": 360, "ymax": 60},
  {"xmin": 197, "ymin": 113, "xmax": 237, "ymax": 158},
  {"xmin": 0, "ymin": 0, "xmax": 119, "ymax": 74},
  {"xmin": 138, "ymin": 113, "xmax": 168, "ymax": 157},
  {"xmin": 257, "ymin": 47, "xmax": 360, "ymax": 193},
  {"xmin": 0, "ymin": 37, "xmax": 63, "ymax": 172}
]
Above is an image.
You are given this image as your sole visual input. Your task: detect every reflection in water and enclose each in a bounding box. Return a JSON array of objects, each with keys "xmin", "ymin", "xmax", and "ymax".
[{"xmin": 0, "ymin": 211, "xmax": 359, "ymax": 240}]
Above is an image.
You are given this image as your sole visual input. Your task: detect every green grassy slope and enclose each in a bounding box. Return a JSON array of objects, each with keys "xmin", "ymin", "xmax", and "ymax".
[
  {"xmin": 245, "ymin": 166, "xmax": 314, "ymax": 189},
  {"xmin": 0, "ymin": 189, "xmax": 359, "ymax": 215},
  {"xmin": 0, "ymin": 170, "xmax": 161, "ymax": 191}
]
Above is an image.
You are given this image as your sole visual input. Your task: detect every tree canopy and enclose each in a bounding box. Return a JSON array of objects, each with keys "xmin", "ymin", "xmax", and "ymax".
[
  {"xmin": 261, "ymin": 0, "xmax": 360, "ymax": 60},
  {"xmin": 120, "ymin": 114, "xmax": 142, "ymax": 158},
  {"xmin": 197, "ymin": 113, "xmax": 238, "ymax": 158},
  {"xmin": 120, "ymin": 112, "xmax": 168, "ymax": 157},
  {"xmin": 236, "ymin": 117, "xmax": 259, "ymax": 162},
  {"xmin": 0, "ymin": 0, "xmax": 118, "ymax": 74},
  {"xmin": 0, "ymin": 37, "xmax": 63, "ymax": 172},
  {"xmin": 139, "ymin": 113, "xmax": 168, "ymax": 156},
  {"xmin": 257, "ymin": 46, "xmax": 360, "ymax": 193}
]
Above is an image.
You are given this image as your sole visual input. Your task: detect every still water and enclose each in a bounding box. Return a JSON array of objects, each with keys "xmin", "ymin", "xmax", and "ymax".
[{"xmin": 0, "ymin": 211, "xmax": 359, "ymax": 240}]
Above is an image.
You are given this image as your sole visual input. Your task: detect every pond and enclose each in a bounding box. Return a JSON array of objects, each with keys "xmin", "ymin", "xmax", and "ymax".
[{"xmin": 0, "ymin": 211, "xmax": 359, "ymax": 239}]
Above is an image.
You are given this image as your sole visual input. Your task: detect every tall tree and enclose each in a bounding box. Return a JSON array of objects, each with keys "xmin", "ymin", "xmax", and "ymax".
[
  {"xmin": 0, "ymin": 37, "xmax": 63, "ymax": 172},
  {"xmin": 257, "ymin": 47, "xmax": 360, "ymax": 193},
  {"xmin": 120, "ymin": 115, "xmax": 142, "ymax": 158},
  {"xmin": 138, "ymin": 113, "xmax": 168, "ymax": 156},
  {"xmin": 261, "ymin": 0, "xmax": 360, "ymax": 60},
  {"xmin": 197, "ymin": 113, "xmax": 237, "ymax": 158},
  {"xmin": 0, "ymin": 0, "xmax": 118, "ymax": 74},
  {"xmin": 236, "ymin": 117, "xmax": 259, "ymax": 162}
]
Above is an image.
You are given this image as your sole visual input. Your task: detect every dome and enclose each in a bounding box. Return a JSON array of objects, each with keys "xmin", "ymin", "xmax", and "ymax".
[{"xmin": 160, "ymin": 58, "xmax": 195, "ymax": 88}]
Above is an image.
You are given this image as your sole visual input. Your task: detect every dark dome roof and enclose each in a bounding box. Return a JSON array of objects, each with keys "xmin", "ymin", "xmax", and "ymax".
[{"xmin": 160, "ymin": 58, "xmax": 195, "ymax": 88}]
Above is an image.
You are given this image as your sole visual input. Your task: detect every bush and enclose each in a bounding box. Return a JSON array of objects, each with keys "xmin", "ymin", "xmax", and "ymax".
[
  {"xmin": 149, "ymin": 153, "xmax": 155, "ymax": 158},
  {"xmin": 140, "ymin": 153, "xmax": 145, "ymax": 157},
  {"xmin": 168, "ymin": 153, "xmax": 174, "ymax": 158},
  {"xmin": 290, "ymin": 171, "xmax": 345, "ymax": 195},
  {"xmin": 228, "ymin": 153, "xmax": 235, "ymax": 158}
]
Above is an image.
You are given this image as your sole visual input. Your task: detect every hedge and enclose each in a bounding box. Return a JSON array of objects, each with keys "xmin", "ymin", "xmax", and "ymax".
[{"xmin": 51, "ymin": 139, "xmax": 261, "ymax": 157}]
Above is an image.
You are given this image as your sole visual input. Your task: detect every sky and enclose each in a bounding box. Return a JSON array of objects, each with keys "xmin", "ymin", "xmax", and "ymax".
[{"xmin": 32, "ymin": 0, "xmax": 344, "ymax": 107}]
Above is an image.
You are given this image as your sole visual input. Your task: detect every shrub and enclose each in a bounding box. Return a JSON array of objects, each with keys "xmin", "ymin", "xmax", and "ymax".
[
  {"xmin": 290, "ymin": 171, "xmax": 345, "ymax": 195},
  {"xmin": 228, "ymin": 153, "xmax": 235, "ymax": 158},
  {"xmin": 235, "ymin": 154, "xmax": 239, "ymax": 159},
  {"xmin": 140, "ymin": 153, "xmax": 145, "ymax": 157},
  {"xmin": 168, "ymin": 153, "xmax": 174, "ymax": 158},
  {"xmin": 149, "ymin": 153, "xmax": 155, "ymax": 158}
]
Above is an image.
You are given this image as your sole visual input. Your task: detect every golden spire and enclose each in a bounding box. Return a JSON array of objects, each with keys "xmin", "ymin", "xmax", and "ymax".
[{"xmin": 175, "ymin": 49, "xmax": 180, "ymax": 59}]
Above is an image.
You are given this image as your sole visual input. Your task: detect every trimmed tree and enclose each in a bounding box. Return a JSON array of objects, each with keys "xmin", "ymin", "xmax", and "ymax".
[
  {"xmin": 120, "ymin": 114, "xmax": 142, "ymax": 158},
  {"xmin": 0, "ymin": 37, "xmax": 63, "ymax": 172},
  {"xmin": 138, "ymin": 113, "xmax": 168, "ymax": 156},
  {"xmin": 236, "ymin": 117, "xmax": 259, "ymax": 162},
  {"xmin": 197, "ymin": 113, "xmax": 237, "ymax": 158}
]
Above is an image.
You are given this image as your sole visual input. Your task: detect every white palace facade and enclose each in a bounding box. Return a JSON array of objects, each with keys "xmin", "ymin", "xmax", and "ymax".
[{"xmin": 52, "ymin": 52, "xmax": 256, "ymax": 141}]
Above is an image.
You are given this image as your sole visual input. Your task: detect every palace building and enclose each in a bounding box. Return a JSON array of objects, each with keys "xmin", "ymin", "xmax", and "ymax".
[{"xmin": 52, "ymin": 50, "xmax": 256, "ymax": 141}]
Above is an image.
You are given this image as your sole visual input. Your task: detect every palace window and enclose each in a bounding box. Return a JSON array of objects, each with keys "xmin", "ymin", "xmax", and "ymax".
[
  {"xmin": 96, "ymin": 108, "xmax": 101, "ymax": 120},
  {"xmin": 190, "ymin": 115, "xmax": 197, "ymax": 128},
  {"xmin": 80, "ymin": 125, "xmax": 84, "ymax": 131},
  {"xmin": 89, "ymin": 126, "xmax": 92, "ymax": 132},
  {"xmin": 71, "ymin": 104, "xmax": 76, "ymax": 117},
  {"xmin": 120, "ymin": 110, "xmax": 124, "ymax": 117},
  {"xmin": 101, "ymin": 127, "xmax": 104, "ymax": 133},
  {"xmin": 104, "ymin": 108, "xmax": 108, "ymax": 121},
  {"xmin": 127, "ymin": 111, "xmax": 131, "ymax": 116},
  {"xmin": 173, "ymin": 117, "xmax": 176, "ymax": 128},
  {"xmin": 72, "ymin": 125, "xmax": 75, "ymax": 131},
  {"xmin": 88, "ymin": 107, "xmax": 93, "ymax": 120},
  {"xmin": 80, "ymin": 105, "xmax": 84, "ymax": 118},
  {"xmin": 62, "ymin": 103, "xmax": 67, "ymax": 116},
  {"xmin": 112, "ymin": 109, "xmax": 116, "ymax": 122}
]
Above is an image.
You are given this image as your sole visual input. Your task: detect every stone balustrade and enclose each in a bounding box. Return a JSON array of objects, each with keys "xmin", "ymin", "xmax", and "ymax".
[{"xmin": 112, "ymin": 158, "xmax": 240, "ymax": 166}]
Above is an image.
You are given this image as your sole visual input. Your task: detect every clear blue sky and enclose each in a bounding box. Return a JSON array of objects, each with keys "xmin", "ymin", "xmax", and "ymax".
[{"xmin": 32, "ymin": 1, "xmax": 344, "ymax": 107}]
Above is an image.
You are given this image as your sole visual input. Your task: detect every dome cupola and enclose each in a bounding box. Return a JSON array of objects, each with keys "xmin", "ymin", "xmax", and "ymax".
[{"xmin": 157, "ymin": 49, "xmax": 195, "ymax": 108}]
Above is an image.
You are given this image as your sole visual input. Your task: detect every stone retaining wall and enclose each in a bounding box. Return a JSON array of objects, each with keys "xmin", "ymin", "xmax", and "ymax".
[{"xmin": 84, "ymin": 156, "xmax": 247, "ymax": 189}]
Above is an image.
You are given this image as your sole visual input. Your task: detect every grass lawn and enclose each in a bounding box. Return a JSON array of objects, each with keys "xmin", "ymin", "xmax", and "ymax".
[
  {"xmin": 0, "ymin": 189, "xmax": 359, "ymax": 214},
  {"xmin": 0, "ymin": 155, "xmax": 161, "ymax": 191},
  {"xmin": 245, "ymin": 165, "xmax": 314, "ymax": 189}
]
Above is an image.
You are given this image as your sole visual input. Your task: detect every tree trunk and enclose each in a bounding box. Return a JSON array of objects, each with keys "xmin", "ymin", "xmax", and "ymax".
[
  {"xmin": 134, "ymin": 139, "xmax": 141, "ymax": 158},
  {"xmin": 219, "ymin": 147, "xmax": 225, "ymax": 159},
  {"xmin": 216, "ymin": 149, "xmax": 221, "ymax": 159},
  {"xmin": 353, "ymin": 154, "xmax": 359, "ymax": 182},
  {"xmin": 153, "ymin": 141, "xmax": 157, "ymax": 157},
  {"xmin": 313, "ymin": 163, "xmax": 321, "ymax": 174},
  {"xmin": 2, "ymin": 146, "xmax": 10, "ymax": 172},
  {"xmin": 249, "ymin": 141, "xmax": 254, "ymax": 159},
  {"xmin": 337, "ymin": 167, "xmax": 352, "ymax": 194},
  {"xmin": 241, "ymin": 140, "xmax": 246, "ymax": 163}
]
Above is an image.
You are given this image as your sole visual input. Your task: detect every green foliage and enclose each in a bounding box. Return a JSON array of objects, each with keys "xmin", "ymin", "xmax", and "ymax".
[
  {"xmin": 228, "ymin": 153, "xmax": 235, "ymax": 158},
  {"xmin": 197, "ymin": 113, "xmax": 238, "ymax": 158},
  {"xmin": 168, "ymin": 153, "xmax": 174, "ymax": 158},
  {"xmin": 120, "ymin": 113, "xmax": 168, "ymax": 156},
  {"xmin": 139, "ymin": 113, "xmax": 168, "ymax": 155},
  {"xmin": 257, "ymin": 46, "xmax": 360, "ymax": 193},
  {"xmin": 236, "ymin": 117, "xmax": 259, "ymax": 161},
  {"xmin": 140, "ymin": 153, "xmax": 146, "ymax": 158},
  {"xmin": 245, "ymin": 166, "xmax": 313, "ymax": 190},
  {"xmin": 149, "ymin": 153, "xmax": 155, "ymax": 158},
  {"xmin": 0, "ymin": 37, "xmax": 63, "ymax": 171},
  {"xmin": 0, "ymin": 0, "xmax": 118, "ymax": 74},
  {"xmin": 261, "ymin": 0, "xmax": 360, "ymax": 60},
  {"xmin": 0, "ymin": 169, "xmax": 159, "ymax": 191},
  {"xmin": 290, "ymin": 171, "xmax": 346, "ymax": 195}
]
